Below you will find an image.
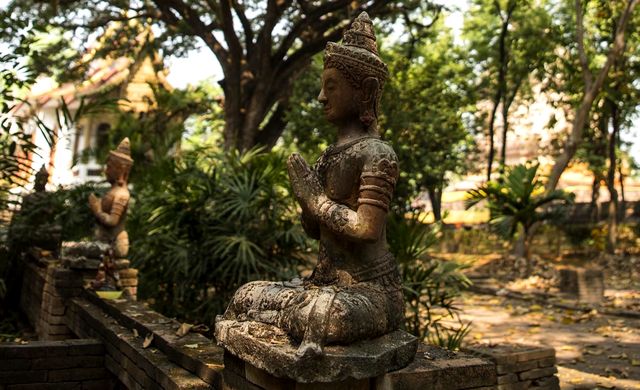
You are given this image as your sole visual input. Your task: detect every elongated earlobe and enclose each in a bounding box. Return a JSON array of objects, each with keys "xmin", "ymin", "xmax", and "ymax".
[{"xmin": 359, "ymin": 77, "xmax": 380, "ymax": 129}]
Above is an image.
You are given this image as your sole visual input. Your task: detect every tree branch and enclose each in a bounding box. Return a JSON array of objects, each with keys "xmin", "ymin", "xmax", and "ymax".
[
  {"xmin": 274, "ymin": 0, "xmax": 352, "ymax": 63},
  {"xmin": 218, "ymin": 0, "xmax": 243, "ymax": 63},
  {"xmin": 152, "ymin": 0, "xmax": 229, "ymax": 72},
  {"xmin": 576, "ymin": 0, "xmax": 593, "ymax": 88},
  {"xmin": 231, "ymin": 0, "xmax": 255, "ymax": 51},
  {"xmin": 546, "ymin": 0, "xmax": 640, "ymax": 192},
  {"xmin": 255, "ymin": 101, "xmax": 289, "ymax": 148}
]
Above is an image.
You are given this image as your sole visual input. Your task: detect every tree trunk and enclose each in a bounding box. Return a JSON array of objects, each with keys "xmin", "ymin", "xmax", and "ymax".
[
  {"xmin": 499, "ymin": 101, "xmax": 509, "ymax": 176},
  {"xmin": 589, "ymin": 173, "xmax": 602, "ymax": 222},
  {"xmin": 427, "ymin": 186, "xmax": 443, "ymax": 222},
  {"xmin": 513, "ymin": 223, "xmax": 528, "ymax": 277},
  {"xmin": 545, "ymin": 0, "xmax": 639, "ymax": 193},
  {"xmin": 486, "ymin": 101, "xmax": 499, "ymax": 182},
  {"xmin": 618, "ymin": 156, "xmax": 626, "ymax": 222},
  {"xmin": 606, "ymin": 100, "xmax": 620, "ymax": 254},
  {"xmin": 488, "ymin": 1, "xmax": 515, "ymax": 181}
]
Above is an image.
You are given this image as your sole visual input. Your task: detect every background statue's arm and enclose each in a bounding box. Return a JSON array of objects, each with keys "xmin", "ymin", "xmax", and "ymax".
[{"xmin": 89, "ymin": 193, "xmax": 128, "ymax": 227}]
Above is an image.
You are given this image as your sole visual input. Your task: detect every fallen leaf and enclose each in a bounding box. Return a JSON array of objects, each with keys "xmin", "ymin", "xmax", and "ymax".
[
  {"xmin": 631, "ymin": 359, "xmax": 640, "ymax": 366},
  {"xmin": 607, "ymin": 353, "xmax": 628, "ymax": 359},
  {"xmin": 132, "ymin": 329, "xmax": 139, "ymax": 338},
  {"xmin": 184, "ymin": 343, "xmax": 199, "ymax": 349},
  {"xmin": 143, "ymin": 333, "xmax": 153, "ymax": 349},
  {"xmin": 176, "ymin": 323, "xmax": 193, "ymax": 338}
]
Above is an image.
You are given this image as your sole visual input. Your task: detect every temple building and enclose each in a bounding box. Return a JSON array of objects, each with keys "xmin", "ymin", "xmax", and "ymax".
[{"xmin": 13, "ymin": 24, "xmax": 172, "ymax": 189}]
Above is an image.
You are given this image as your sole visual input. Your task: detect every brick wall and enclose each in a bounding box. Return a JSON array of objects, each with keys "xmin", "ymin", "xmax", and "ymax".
[
  {"xmin": 19, "ymin": 262, "xmax": 82, "ymax": 340},
  {"xmin": 65, "ymin": 297, "xmax": 216, "ymax": 389},
  {"xmin": 463, "ymin": 344, "xmax": 560, "ymax": 390},
  {"xmin": 13, "ymin": 260, "xmax": 561, "ymax": 390},
  {"xmin": 18, "ymin": 262, "xmax": 45, "ymax": 331},
  {"xmin": 0, "ymin": 339, "xmax": 116, "ymax": 389}
]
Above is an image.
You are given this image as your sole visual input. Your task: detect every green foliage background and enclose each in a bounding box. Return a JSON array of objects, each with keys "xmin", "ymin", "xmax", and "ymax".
[{"xmin": 127, "ymin": 147, "xmax": 309, "ymax": 324}]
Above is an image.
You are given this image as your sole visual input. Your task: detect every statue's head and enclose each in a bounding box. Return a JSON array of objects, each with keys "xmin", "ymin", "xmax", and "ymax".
[
  {"xmin": 34, "ymin": 165, "xmax": 49, "ymax": 192},
  {"xmin": 105, "ymin": 138, "xmax": 134, "ymax": 185},
  {"xmin": 320, "ymin": 12, "xmax": 388, "ymax": 131}
]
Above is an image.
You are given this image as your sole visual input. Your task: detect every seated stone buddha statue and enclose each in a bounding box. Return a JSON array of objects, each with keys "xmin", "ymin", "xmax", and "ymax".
[{"xmin": 219, "ymin": 12, "xmax": 403, "ymax": 359}]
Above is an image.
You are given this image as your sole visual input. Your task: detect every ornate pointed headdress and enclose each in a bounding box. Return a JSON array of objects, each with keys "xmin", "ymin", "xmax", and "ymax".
[
  {"xmin": 324, "ymin": 12, "xmax": 389, "ymax": 88},
  {"xmin": 109, "ymin": 137, "xmax": 134, "ymax": 166},
  {"xmin": 34, "ymin": 164, "xmax": 49, "ymax": 192}
]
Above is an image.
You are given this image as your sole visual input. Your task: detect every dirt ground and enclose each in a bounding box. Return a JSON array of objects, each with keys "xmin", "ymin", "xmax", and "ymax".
[{"xmin": 459, "ymin": 292, "xmax": 640, "ymax": 389}]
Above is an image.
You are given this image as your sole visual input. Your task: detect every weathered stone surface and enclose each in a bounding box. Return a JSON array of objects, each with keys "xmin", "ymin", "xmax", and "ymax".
[
  {"xmin": 497, "ymin": 381, "xmax": 531, "ymax": 390},
  {"xmin": 81, "ymin": 293, "xmax": 224, "ymax": 386},
  {"xmin": 114, "ymin": 259, "xmax": 131, "ymax": 269},
  {"xmin": 61, "ymin": 257, "xmax": 102, "ymax": 270},
  {"xmin": 48, "ymin": 368, "xmax": 108, "ymax": 382},
  {"xmin": 531, "ymin": 375, "xmax": 560, "ymax": 389},
  {"xmin": 118, "ymin": 268, "xmax": 138, "ymax": 279},
  {"xmin": 119, "ymin": 277, "xmax": 138, "ymax": 287},
  {"xmin": 518, "ymin": 367, "xmax": 557, "ymax": 381},
  {"xmin": 62, "ymin": 242, "xmax": 111, "ymax": 260},
  {"xmin": 216, "ymin": 319, "xmax": 418, "ymax": 383},
  {"xmin": 67, "ymin": 296, "xmax": 218, "ymax": 389},
  {"xmin": 375, "ymin": 344, "xmax": 496, "ymax": 390},
  {"xmin": 497, "ymin": 373, "xmax": 519, "ymax": 384},
  {"xmin": 537, "ymin": 357, "xmax": 556, "ymax": 368},
  {"xmin": 464, "ymin": 344, "xmax": 555, "ymax": 364},
  {"xmin": 219, "ymin": 14, "xmax": 409, "ymax": 378},
  {"xmin": 559, "ymin": 266, "xmax": 604, "ymax": 303}
]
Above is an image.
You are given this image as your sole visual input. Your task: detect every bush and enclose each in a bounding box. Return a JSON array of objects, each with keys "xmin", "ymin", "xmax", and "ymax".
[
  {"xmin": 128, "ymin": 147, "xmax": 309, "ymax": 324},
  {"xmin": 387, "ymin": 209, "xmax": 472, "ymax": 349},
  {"xmin": 7, "ymin": 183, "xmax": 103, "ymax": 253},
  {"xmin": 561, "ymin": 223, "xmax": 593, "ymax": 247}
]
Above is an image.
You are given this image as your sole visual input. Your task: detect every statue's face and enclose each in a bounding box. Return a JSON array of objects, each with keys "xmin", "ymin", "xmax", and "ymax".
[
  {"xmin": 318, "ymin": 67, "xmax": 359, "ymax": 125},
  {"xmin": 104, "ymin": 156, "xmax": 119, "ymax": 184}
]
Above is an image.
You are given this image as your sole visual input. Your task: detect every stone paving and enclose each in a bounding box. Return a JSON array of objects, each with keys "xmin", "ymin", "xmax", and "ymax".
[{"xmin": 458, "ymin": 292, "xmax": 640, "ymax": 389}]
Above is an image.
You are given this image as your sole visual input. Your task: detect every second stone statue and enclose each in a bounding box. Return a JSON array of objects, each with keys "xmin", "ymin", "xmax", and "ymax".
[{"xmin": 215, "ymin": 12, "xmax": 417, "ymax": 383}]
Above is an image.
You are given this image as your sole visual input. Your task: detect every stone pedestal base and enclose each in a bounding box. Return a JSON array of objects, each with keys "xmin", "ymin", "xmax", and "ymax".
[
  {"xmin": 215, "ymin": 319, "xmax": 418, "ymax": 383},
  {"xmin": 221, "ymin": 343, "xmax": 496, "ymax": 390},
  {"xmin": 61, "ymin": 241, "xmax": 139, "ymax": 301},
  {"xmin": 559, "ymin": 266, "xmax": 604, "ymax": 303}
]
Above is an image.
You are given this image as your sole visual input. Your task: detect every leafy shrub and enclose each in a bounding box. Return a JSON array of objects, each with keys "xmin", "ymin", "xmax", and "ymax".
[
  {"xmin": 7, "ymin": 183, "xmax": 103, "ymax": 252},
  {"xmin": 387, "ymin": 209, "xmax": 472, "ymax": 349},
  {"xmin": 561, "ymin": 223, "xmax": 593, "ymax": 247},
  {"xmin": 466, "ymin": 162, "xmax": 574, "ymax": 274},
  {"xmin": 128, "ymin": 147, "xmax": 309, "ymax": 324}
]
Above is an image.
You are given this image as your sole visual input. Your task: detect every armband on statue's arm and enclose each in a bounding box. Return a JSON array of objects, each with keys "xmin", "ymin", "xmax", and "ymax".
[
  {"xmin": 94, "ymin": 196, "xmax": 128, "ymax": 227},
  {"xmin": 316, "ymin": 169, "xmax": 396, "ymax": 241}
]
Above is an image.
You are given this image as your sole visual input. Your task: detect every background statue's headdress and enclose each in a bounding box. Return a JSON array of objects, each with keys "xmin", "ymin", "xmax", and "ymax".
[
  {"xmin": 324, "ymin": 12, "xmax": 389, "ymax": 88},
  {"xmin": 34, "ymin": 164, "xmax": 49, "ymax": 192},
  {"xmin": 109, "ymin": 137, "xmax": 134, "ymax": 166}
]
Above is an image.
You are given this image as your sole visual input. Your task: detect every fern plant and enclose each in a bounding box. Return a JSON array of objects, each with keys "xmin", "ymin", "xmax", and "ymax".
[
  {"xmin": 465, "ymin": 162, "xmax": 574, "ymax": 274},
  {"xmin": 128, "ymin": 147, "xmax": 309, "ymax": 324},
  {"xmin": 387, "ymin": 209, "xmax": 472, "ymax": 349}
]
